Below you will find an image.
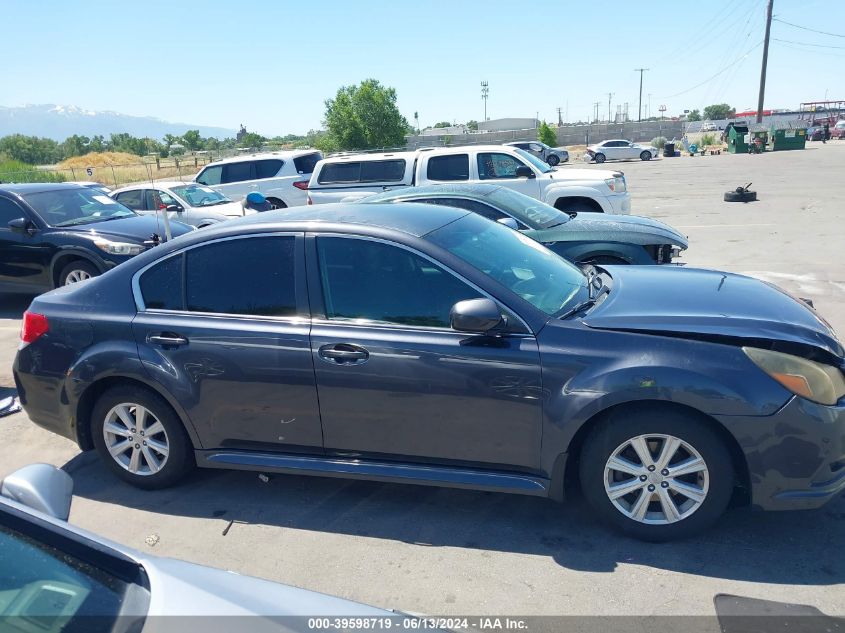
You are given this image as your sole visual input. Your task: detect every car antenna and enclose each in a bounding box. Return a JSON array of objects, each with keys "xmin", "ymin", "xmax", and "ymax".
[{"xmin": 147, "ymin": 162, "xmax": 172, "ymax": 242}]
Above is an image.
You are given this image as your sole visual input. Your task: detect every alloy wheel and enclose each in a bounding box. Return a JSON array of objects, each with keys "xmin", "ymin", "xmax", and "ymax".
[
  {"xmin": 64, "ymin": 269, "xmax": 92, "ymax": 284},
  {"xmin": 603, "ymin": 433, "xmax": 709, "ymax": 525},
  {"xmin": 103, "ymin": 403, "xmax": 170, "ymax": 476}
]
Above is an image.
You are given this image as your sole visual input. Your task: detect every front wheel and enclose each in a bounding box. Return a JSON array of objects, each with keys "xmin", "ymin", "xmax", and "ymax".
[
  {"xmin": 91, "ymin": 385, "xmax": 194, "ymax": 489},
  {"xmin": 547, "ymin": 154, "xmax": 560, "ymax": 166},
  {"xmin": 640, "ymin": 151, "xmax": 652, "ymax": 161},
  {"xmin": 594, "ymin": 153, "xmax": 606, "ymax": 164},
  {"xmin": 59, "ymin": 260, "xmax": 99, "ymax": 286},
  {"xmin": 579, "ymin": 407, "xmax": 734, "ymax": 541}
]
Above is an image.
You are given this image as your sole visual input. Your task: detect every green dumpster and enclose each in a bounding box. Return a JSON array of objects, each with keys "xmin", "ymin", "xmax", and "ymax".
[
  {"xmin": 769, "ymin": 121, "xmax": 807, "ymax": 151},
  {"xmin": 726, "ymin": 123, "xmax": 749, "ymax": 153}
]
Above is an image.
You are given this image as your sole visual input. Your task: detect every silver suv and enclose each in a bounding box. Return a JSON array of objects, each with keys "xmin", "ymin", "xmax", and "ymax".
[{"xmin": 504, "ymin": 141, "xmax": 569, "ymax": 165}]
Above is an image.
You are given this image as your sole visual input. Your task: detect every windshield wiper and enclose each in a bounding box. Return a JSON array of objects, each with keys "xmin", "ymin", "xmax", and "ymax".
[{"xmin": 558, "ymin": 269, "xmax": 610, "ymax": 319}]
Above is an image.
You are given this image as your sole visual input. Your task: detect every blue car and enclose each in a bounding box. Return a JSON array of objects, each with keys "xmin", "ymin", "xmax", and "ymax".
[{"xmin": 13, "ymin": 203, "xmax": 845, "ymax": 541}]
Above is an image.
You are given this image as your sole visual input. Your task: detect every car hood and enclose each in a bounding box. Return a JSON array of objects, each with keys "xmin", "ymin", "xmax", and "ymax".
[
  {"xmin": 190, "ymin": 201, "xmax": 245, "ymax": 217},
  {"xmin": 524, "ymin": 214, "xmax": 687, "ymax": 247},
  {"xmin": 542, "ymin": 167, "xmax": 619, "ymax": 182},
  {"xmin": 60, "ymin": 215, "xmax": 193, "ymax": 243},
  {"xmin": 581, "ymin": 266, "xmax": 844, "ymax": 358}
]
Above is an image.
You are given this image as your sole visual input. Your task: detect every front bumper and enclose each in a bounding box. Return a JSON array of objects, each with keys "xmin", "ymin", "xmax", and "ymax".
[{"xmin": 717, "ymin": 396, "xmax": 845, "ymax": 511}]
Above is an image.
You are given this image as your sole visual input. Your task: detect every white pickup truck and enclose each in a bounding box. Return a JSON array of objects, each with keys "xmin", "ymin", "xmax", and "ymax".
[{"xmin": 306, "ymin": 145, "xmax": 630, "ymax": 214}]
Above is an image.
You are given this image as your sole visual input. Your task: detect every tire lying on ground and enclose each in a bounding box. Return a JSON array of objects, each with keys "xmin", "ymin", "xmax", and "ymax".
[{"xmin": 724, "ymin": 190, "xmax": 757, "ymax": 202}]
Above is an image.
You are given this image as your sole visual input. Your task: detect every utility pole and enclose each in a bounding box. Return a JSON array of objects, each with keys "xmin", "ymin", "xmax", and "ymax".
[
  {"xmin": 481, "ymin": 81, "xmax": 489, "ymax": 121},
  {"xmin": 607, "ymin": 93, "xmax": 614, "ymax": 123},
  {"xmin": 593, "ymin": 101, "xmax": 600, "ymax": 123},
  {"xmin": 648, "ymin": 93, "xmax": 652, "ymax": 119},
  {"xmin": 634, "ymin": 68, "xmax": 649, "ymax": 122},
  {"xmin": 756, "ymin": 0, "xmax": 774, "ymax": 123},
  {"xmin": 557, "ymin": 107, "xmax": 563, "ymax": 126}
]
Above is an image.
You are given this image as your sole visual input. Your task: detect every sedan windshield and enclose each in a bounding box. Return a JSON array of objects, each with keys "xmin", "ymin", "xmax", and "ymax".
[
  {"xmin": 514, "ymin": 148, "xmax": 553, "ymax": 173},
  {"xmin": 23, "ymin": 188, "xmax": 136, "ymax": 227},
  {"xmin": 426, "ymin": 213, "xmax": 586, "ymax": 315},
  {"xmin": 170, "ymin": 185, "xmax": 230, "ymax": 207},
  {"xmin": 486, "ymin": 187, "xmax": 569, "ymax": 229}
]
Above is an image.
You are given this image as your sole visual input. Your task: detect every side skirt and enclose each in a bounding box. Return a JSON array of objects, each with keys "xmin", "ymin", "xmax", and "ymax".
[{"xmin": 196, "ymin": 450, "xmax": 551, "ymax": 497}]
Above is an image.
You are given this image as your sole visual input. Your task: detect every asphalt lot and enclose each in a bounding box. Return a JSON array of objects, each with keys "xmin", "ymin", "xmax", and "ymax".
[{"xmin": 1, "ymin": 142, "xmax": 844, "ymax": 620}]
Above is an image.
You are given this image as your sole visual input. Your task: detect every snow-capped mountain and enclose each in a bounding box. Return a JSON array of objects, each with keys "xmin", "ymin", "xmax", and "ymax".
[{"xmin": 0, "ymin": 104, "xmax": 237, "ymax": 141}]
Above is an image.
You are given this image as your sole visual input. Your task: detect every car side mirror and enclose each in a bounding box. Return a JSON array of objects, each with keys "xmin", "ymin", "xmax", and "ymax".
[
  {"xmin": 1, "ymin": 463, "xmax": 73, "ymax": 521},
  {"xmin": 514, "ymin": 166, "xmax": 535, "ymax": 179},
  {"xmin": 8, "ymin": 217, "xmax": 35, "ymax": 235},
  {"xmin": 450, "ymin": 298, "xmax": 504, "ymax": 334},
  {"xmin": 165, "ymin": 204, "xmax": 183, "ymax": 213},
  {"xmin": 497, "ymin": 217, "xmax": 519, "ymax": 230}
]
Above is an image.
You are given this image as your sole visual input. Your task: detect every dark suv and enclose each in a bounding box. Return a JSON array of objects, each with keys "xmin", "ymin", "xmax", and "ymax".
[{"xmin": 0, "ymin": 183, "xmax": 192, "ymax": 292}]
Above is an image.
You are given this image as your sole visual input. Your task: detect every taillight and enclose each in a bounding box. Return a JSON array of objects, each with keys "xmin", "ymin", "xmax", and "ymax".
[
  {"xmin": 21, "ymin": 311, "xmax": 49, "ymax": 345},
  {"xmin": 293, "ymin": 180, "xmax": 309, "ymax": 190}
]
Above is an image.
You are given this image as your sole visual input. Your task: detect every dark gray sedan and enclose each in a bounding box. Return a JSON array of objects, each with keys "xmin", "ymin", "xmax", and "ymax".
[
  {"xmin": 13, "ymin": 203, "xmax": 845, "ymax": 541},
  {"xmin": 360, "ymin": 185, "xmax": 687, "ymax": 265}
]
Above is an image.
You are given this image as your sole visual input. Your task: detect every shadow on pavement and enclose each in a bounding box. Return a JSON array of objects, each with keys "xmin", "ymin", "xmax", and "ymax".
[
  {"xmin": 64, "ymin": 450, "xmax": 845, "ymax": 586},
  {"xmin": 0, "ymin": 293, "xmax": 35, "ymax": 319}
]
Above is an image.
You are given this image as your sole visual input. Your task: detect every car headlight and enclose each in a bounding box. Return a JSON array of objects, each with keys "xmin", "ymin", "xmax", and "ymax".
[
  {"xmin": 93, "ymin": 238, "xmax": 145, "ymax": 256},
  {"xmin": 605, "ymin": 176, "xmax": 627, "ymax": 193},
  {"xmin": 743, "ymin": 347, "xmax": 845, "ymax": 406}
]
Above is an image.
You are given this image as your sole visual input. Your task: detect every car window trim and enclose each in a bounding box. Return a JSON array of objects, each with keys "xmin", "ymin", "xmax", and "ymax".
[
  {"xmin": 131, "ymin": 232, "xmax": 307, "ymax": 318},
  {"xmin": 306, "ymin": 232, "xmax": 532, "ymax": 335}
]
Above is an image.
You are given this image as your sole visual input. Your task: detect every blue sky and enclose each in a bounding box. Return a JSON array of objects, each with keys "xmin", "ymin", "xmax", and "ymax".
[{"xmin": 2, "ymin": 0, "xmax": 842, "ymax": 136}]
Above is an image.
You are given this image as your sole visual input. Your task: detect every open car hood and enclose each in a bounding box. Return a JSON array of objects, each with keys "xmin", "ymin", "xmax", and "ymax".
[
  {"xmin": 525, "ymin": 214, "xmax": 687, "ymax": 248},
  {"xmin": 582, "ymin": 266, "xmax": 844, "ymax": 359}
]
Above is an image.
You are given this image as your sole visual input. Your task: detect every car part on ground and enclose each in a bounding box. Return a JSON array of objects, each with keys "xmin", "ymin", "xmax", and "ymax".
[
  {"xmin": 12, "ymin": 203, "xmax": 845, "ymax": 541},
  {"xmin": 724, "ymin": 184, "xmax": 757, "ymax": 203}
]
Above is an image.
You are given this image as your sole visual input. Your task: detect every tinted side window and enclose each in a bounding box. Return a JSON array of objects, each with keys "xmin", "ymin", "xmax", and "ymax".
[
  {"xmin": 196, "ymin": 165, "xmax": 222, "ymax": 186},
  {"xmin": 317, "ymin": 237, "xmax": 481, "ymax": 327},
  {"xmin": 293, "ymin": 153, "xmax": 321, "ymax": 174},
  {"xmin": 114, "ymin": 190, "xmax": 144, "ymax": 210},
  {"xmin": 360, "ymin": 160, "xmax": 406, "ymax": 182},
  {"xmin": 140, "ymin": 254, "xmax": 183, "ymax": 310},
  {"xmin": 431, "ymin": 198, "xmax": 510, "ymax": 223},
  {"xmin": 255, "ymin": 159, "xmax": 283, "ymax": 179},
  {"xmin": 426, "ymin": 155, "xmax": 469, "ymax": 181},
  {"xmin": 318, "ymin": 162, "xmax": 361, "ymax": 184},
  {"xmin": 222, "ymin": 162, "xmax": 254, "ymax": 184},
  {"xmin": 0, "ymin": 197, "xmax": 26, "ymax": 225},
  {"xmin": 477, "ymin": 153, "xmax": 524, "ymax": 179},
  {"xmin": 186, "ymin": 237, "xmax": 297, "ymax": 316}
]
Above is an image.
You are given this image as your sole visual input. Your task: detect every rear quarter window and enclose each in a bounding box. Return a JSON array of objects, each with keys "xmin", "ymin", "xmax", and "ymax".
[
  {"xmin": 139, "ymin": 254, "xmax": 183, "ymax": 310},
  {"xmin": 255, "ymin": 159, "xmax": 283, "ymax": 179},
  {"xmin": 317, "ymin": 160, "xmax": 406, "ymax": 185},
  {"xmin": 196, "ymin": 165, "xmax": 222, "ymax": 186},
  {"xmin": 293, "ymin": 153, "xmax": 322, "ymax": 174}
]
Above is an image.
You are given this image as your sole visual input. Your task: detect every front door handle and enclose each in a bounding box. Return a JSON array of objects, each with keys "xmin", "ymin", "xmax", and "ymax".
[
  {"xmin": 318, "ymin": 343, "xmax": 369, "ymax": 364},
  {"xmin": 148, "ymin": 333, "xmax": 188, "ymax": 347}
]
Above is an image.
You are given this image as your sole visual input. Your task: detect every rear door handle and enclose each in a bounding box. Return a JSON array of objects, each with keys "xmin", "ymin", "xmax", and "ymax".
[
  {"xmin": 148, "ymin": 333, "xmax": 188, "ymax": 347},
  {"xmin": 318, "ymin": 343, "xmax": 369, "ymax": 364}
]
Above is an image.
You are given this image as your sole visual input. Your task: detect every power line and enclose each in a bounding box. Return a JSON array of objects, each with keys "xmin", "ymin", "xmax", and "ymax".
[
  {"xmin": 661, "ymin": 41, "xmax": 763, "ymax": 99},
  {"xmin": 772, "ymin": 18, "xmax": 845, "ymax": 39},
  {"xmin": 772, "ymin": 37, "xmax": 845, "ymax": 49}
]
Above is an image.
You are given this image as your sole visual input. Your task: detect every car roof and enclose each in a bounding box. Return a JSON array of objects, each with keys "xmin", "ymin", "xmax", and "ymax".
[
  {"xmin": 321, "ymin": 150, "xmax": 417, "ymax": 162},
  {"xmin": 0, "ymin": 183, "xmax": 87, "ymax": 195},
  {"xmin": 204, "ymin": 150, "xmax": 319, "ymax": 167},
  {"xmin": 194, "ymin": 202, "xmax": 470, "ymax": 240},
  {"xmin": 365, "ymin": 183, "xmax": 503, "ymax": 201}
]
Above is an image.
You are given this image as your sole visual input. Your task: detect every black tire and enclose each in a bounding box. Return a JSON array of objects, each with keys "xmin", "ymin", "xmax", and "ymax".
[
  {"xmin": 594, "ymin": 153, "xmax": 606, "ymax": 164},
  {"xmin": 579, "ymin": 407, "xmax": 734, "ymax": 541},
  {"xmin": 723, "ymin": 190, "xmax": 757, "ymax": 202},
  {"xmin": 91, "ymin": 384, "xmax": 194, "ymax": 489},
  {"xmin": 58, "ymin": 260, "xmax": 100, "ymax": 287},
  {"xmin": 266, "ymin": 197, "xmax": 286, "ymax": 210},
  {"xmin": 640, "ymin": 151, "xmax": 652, "ymax": 161},
  {"xmin": 547, "ymin": 154, "xmax": 560, "ymax": 166}
]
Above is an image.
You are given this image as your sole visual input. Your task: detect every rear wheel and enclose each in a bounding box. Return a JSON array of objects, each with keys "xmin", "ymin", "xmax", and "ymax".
[
  {"xmin": 266, "ymin": 197, "xmax": 286, "ymax": 210},
  {"xmin": 547, "ymin": 154, "xmax": 560, "ymax": 166},
  {"xmin": 579, "ymin": 407, "xmax": 734, "ymax": 541},
  {"xmin": 59, "ymin": 260, "xmax": 99, "ymax": 287},
  {"xmin": 594, "ymin": 153, "xmax": 606, "ymax": 164},
  {"xmin": 91, "ymin": 385, "xmax": 194, "ymax": 489},
  {"xmin": 640, "ymin": 151, "xmax": 652, "ymax": 161}
]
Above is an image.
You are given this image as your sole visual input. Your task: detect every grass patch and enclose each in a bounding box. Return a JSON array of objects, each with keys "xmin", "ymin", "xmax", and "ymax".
[{"xmin": 0, "ymin": 159, "xmax": 66, "ymax": 183}]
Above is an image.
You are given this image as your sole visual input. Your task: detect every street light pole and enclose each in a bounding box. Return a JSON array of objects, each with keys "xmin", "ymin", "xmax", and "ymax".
[
  {"xmin": 481, "ymin": 81, "xmax": 489, "ymax": 121},
  {"xmin": 607, "ymin": 93, "xmax": 614, "ymax": 123},
  {"xmin": 634, "ymin": 68, "xmax": 648, "ymax": 122}
]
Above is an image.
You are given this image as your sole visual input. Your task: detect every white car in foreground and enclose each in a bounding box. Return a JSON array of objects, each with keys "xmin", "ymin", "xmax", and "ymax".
[{"xmin": 585, "ymin": 139, "xmax": 659, "ymax": 163}]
